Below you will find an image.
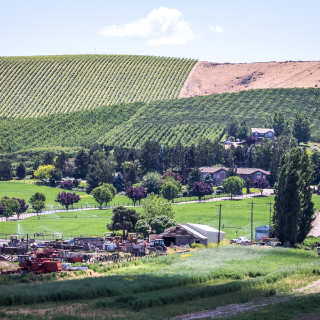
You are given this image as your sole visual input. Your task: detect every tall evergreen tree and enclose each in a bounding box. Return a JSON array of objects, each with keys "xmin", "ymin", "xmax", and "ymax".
[
  {"xmin": 55, "ymin": 151, "xmax": 68, "ymax": 171},
  {"xmin": 113, "ymin": 172, "xmax": 125, "ymax": 192},
  {"xmin": 43, "ymin": 151, "xmax": 54, "ymax": 165},
  {"xmin": 297, "ymin": 151, "xmax": 315, "ymax": 243},
  {"xmin": 188, "ymin": 167, "xmax": 203, "ymax": 189},
  {"xmin": 273, "ymin": 148, "xmax": 314, "ymax": 245},
  {"xmin": 75, "ymin": 149, "xmax": 88, "ymax": 179},
  {"xmin": 16, "ymin": 163, "xmax": 26, "ymax": 179},
  {"xmin": 140, "ymin": 140, "xmax": 160, "ymax": 173}
]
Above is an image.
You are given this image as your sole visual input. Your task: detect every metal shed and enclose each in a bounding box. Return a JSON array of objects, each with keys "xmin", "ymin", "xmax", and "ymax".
[
  {"xmin": 186, "ymin": 223, "xmax": 226, "ymax": 243},
  {"xmin": 255, "ymin": 225, "xmax": 270, "ymax": 239}
]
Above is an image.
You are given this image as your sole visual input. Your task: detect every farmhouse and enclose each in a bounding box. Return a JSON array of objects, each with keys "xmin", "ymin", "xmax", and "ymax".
[
  {"xmin": 251, "ymin": 128, "xmax": 275, "ymax": 141},
  {"xmin": 158, "ymin": 223, "xmax": 225, "ymax": 246},
  {"xmin": 199, "ymin": 167, "xmax": 270, "ymax": 186}
]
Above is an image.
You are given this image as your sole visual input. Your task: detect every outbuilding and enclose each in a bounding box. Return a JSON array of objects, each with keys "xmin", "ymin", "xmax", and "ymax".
[
  {"xmin": 158, "ymin": 223, "xmax": 225, "ymax": 247},
  {"xmin": 255, "ymin": 225, "xmax": 271, "ymax": 239}
]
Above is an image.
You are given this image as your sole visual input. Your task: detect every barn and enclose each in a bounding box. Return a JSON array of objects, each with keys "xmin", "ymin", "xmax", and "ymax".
[{"xmin": 158, "ymin": 224, "xmax": 225, "ymax": 247}]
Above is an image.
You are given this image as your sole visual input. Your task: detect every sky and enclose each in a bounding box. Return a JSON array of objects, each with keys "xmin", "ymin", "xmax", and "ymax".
[{"xmin": 0, "ymin": 0, "xmax": 319, "ymax": 63}]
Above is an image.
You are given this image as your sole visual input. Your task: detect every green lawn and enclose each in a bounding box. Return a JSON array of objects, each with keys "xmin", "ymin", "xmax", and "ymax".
[{"xmin": 0, "ymin": 181, "xmax": 134, "ymax": 209}]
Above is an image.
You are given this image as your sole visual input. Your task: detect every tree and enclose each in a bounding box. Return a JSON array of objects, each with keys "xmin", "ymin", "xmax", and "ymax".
[
  {"xmin": 234, "ymin": 146, "xmax": 246, "ymax": 167},
  {"xmin": 16, "ymin": 163, "xmax": 26, "ymax": 180},
  {"xmin": 140, "ymin": 140, "xmax": 160, "ymax": 173},
  {"xmin": 75, "ymin": 149, "xmax": 88, "ymax": 179},
  {"xmin": 33, "ymin": 165, "xmax": 55, "ymax": 180},
  {"xmin": 246, "ymin": 178, "xmax": 251, "ymax": 194},
  {"xmin": 222, "ymin": 176, "xmax": 245, "ymax": 199},
  {"xmin": 141, "ymin": 172, "xmax": 163, "ymax": 194},
  {"xmin": 192, "ymin": 181, "xmax": 212, "ymax": 201},
  {"xmin": 55, "ymin": 192, "xmax": 81, "ymax": 210},
  {"xmin": 226, "ymin": 119, "xmax": 238, "ymax": 138},
  {"xmin": 125, "ymin": 186, "xmax": 148, "ymax": 206},
  {"xmin": 0, "ymin": 160, "xmax": 12, "ymax": 180},
  {"xmin": 92, "ymin": 184, "xmax": 116, "ymax": 208},
  {"xmin": 156, "ymin": 146, "xmax": 164, "ymax": 175},
  {"xmin": 0, "ymin": 204, "xmax": 5, "ymax": 216},
  {"xmin": 204, "ymin": 174, "xmax": 215, "ymax": 187},
  {"xmin": 161, "ymin": 182, "xmax": 179, "ymax": 202},
  {"xmin": 30, "ymin": 192, "xmax": 46, "ymax": 215},
  {"xmin": 55, "ymin": 151, "xmax": 68, "ymax": 171},
  {"xmin": 125, "ymin": 164, "xmax": 138, "ymax": 185},
  {"xmin": 188, "ymin": 167, "xmax": 203, "ymax": 190},
  {"xmin": 113, "ymin": 172, "xmax": 125, "ymax": 192},
  {"xmin": 140, "ymin": 193, "xmax": 174, "ymax": 222},
  {"xmin": 272, "ymin": 111, "xmax": 289, "ymax": 137},
  {"xmin": 238, "ymin": 120, "xmax": 249, "ymax": 140},
  {"xmin": 297, "ymin": 151, "xmax": 315, "ymax": 243},
  {"xmin": 292, "ymin": 113, "xmax": 311, "ymax": 144},
  {"xmin": 43, "ymin": 152, "xmax": 54, "ymax": 165},
  {"xmin": 150, "ymin": 215, "xmax": 177, "ymax": 234},
  {"xmin": 273, "ymin": 148, "xmax": 302, "ymax": 245},
  {"xmin": 107, "ymin": 206, "xmax": 139, "ymax": 234},
  {"xmin": 0, "ymin": 198, "xmax": 20, "ymax": 217},
  {"xmin": 311, "ymin": 149, "xmax": 320, "ymax": 184},
  {"xmin": 12, "ymin": 197, "xmax": 28, "ymax": 219},
  {"xmin": 135, "ymin": 219, "xmax": 150, "ymax": 237},
  {"xmin": 245, "ymin": 136, "xmax": 257, "ymax": 146},
  {"xmin": 252, "ymin": 177, "xmax": 269, "ymax": 195}
]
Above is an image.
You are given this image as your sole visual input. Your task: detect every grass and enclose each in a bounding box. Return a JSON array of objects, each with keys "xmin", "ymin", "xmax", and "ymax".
[
  {"xmin": 1, "ymin": 246, "xmax": 320, "ymax": 319},
  {"xmin": 1, "ymin": 193, "xmax": 320, "ymax": 239},
  {"xmin": 0, "ymin": 181, "xmax": 134, "ymax": 209}
]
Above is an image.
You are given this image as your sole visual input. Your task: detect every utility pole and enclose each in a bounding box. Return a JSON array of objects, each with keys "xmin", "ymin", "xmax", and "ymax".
[
  {"xmin": 266, "ymin": 202, "xmax": 274, "ymax": 227},
  {"xmin": 249, "ymin": 201, "xmax": 257, "ymax": 243},
  {"xmin": 122, "ymin": 215, "xmax": 126, "ymax": 240},
  {"xmin": 215, "ymin": 204, "xmax": 225, "ymax": 244}
]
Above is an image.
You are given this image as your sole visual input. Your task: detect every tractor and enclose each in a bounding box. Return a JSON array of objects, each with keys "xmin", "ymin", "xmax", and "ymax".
[{"xmin": 152, "ymin": 239, "xmax": 167, "ymax": 251}]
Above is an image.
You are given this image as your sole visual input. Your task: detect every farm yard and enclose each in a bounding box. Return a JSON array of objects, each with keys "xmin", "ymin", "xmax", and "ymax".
[{"xmin": 1, "ymin": 246, "xmax": 320, "ymax": 319}]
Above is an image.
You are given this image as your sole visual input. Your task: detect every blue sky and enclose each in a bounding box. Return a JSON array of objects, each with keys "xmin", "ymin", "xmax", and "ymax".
[{"xmin": 0, "ymin": 0, "xmax": 319, "ymax": 63}]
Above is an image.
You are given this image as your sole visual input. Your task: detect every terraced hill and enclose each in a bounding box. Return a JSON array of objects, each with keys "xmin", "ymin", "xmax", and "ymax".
[
  {"xmin": 1, "ymin": 88, "xmax": 320, "ymax": 154},
  {"xmin": 0, "ymin": 55, "xmax": 196, "ymax": 118}
]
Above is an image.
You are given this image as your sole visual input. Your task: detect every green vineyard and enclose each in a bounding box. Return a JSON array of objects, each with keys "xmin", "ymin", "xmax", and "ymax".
[
  {"xmin": 1, "ymin": 88, "xmax": 320, "ymax": 154},
  {"xmin": 0, "ymin": 55, "xmax": 196, "ymax": 118}
]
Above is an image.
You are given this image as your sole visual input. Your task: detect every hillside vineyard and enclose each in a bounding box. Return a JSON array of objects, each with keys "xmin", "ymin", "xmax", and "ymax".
[
  {"xmin": 0, "ymin": 55, "xmax": 196, "ymax": 118},
  {"xmin": 1, "ymin": 88, "xmax": 320, "ymax": 153}
]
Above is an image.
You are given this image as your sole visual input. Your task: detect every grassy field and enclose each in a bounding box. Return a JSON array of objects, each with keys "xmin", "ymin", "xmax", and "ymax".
[
  {"xmin": 0, "ymin": 181, "xmax": 134, "ymax": 209},
  {"xmin": 0, "ymin": 55, "xmax": 196, "ymax": 119},
  {"xmin": 1, "ymin": 195, "xmax": 320, "ymax": 239},
  {"xmin": 1, "ymin": 246, "xmax": 320, "ymax": 319}
]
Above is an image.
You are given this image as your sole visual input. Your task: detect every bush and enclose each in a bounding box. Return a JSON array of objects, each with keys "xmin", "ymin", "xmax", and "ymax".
[{"xmin": 191, "ymin": 243, "xmax": 205, "ymax": 249}]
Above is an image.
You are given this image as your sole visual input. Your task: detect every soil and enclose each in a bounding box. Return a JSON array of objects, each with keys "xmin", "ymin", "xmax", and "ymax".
[
  {"xmin": 179, "ymin": 61, "xmax": 320, "ymax": 98},
  {"xmin": 170, "ymin": 296, "xmax": 290, "ymax": 320}
]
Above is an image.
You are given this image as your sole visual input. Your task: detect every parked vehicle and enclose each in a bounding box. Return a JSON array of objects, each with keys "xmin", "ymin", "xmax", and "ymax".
[{"xmin": 232, "ymin": 237, "xmax": 249, "ymax": 244}]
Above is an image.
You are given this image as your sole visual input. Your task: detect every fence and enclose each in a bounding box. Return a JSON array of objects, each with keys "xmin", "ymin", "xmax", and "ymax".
[{"xmin": 0, "ymin": 232, "xmax": 94, "ymax": 241}]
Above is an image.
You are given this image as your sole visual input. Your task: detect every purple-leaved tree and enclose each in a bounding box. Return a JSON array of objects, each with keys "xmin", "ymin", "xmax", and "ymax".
[
  {"xmin": 2, "ymin": 196, "xmax": 28, "ymax": 219},
  {"xmin": 252, "ymin": 178, "xmax": 269, "ymax": 195},
  {"xmin": 192, "ymin": 181, "xmax": 212, "ymax": 201},
  {"xmin": 55, "ymin": 192, "xmax": 81, "ymax": 209},
  {"xmin": 125, "ymin": 187, "xmax": 148, "ymax": 206},
  {"xmin": 245, "ymin": 136, "xmax": 257, "ymax": 146}
]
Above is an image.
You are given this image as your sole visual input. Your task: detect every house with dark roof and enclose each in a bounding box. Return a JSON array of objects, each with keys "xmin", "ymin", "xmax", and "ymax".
[
  {"xmin": 199, "ymin": 167, "xmax": 270, "ymax": 186},
  {"xmin": 251, "ymin": 128, "xmax": 275, "ymax": 141}
]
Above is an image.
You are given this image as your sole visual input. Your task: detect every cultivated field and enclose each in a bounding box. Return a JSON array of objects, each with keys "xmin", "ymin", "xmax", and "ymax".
[
  {"xmin": 1, "ymin": 246, "xmax": 320, "ymax": 319},
  {"xmin": 2, "ymin": 87, "xmax": 320, "ymax": 153},
  {"xmin": 179, "ymin": 60, "xmax": 320, "ymax": 97},
  {"xmin": 0, "ymin": 55, "xmax": 196, "ymax": 118}
]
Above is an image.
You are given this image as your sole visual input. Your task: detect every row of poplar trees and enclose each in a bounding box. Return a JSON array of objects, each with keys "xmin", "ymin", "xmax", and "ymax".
[{"xmin": 273, "ymin": 148, "xmax": 315, "ymax": 245}]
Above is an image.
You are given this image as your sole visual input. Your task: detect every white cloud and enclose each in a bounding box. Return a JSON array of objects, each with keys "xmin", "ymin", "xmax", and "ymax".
[
  {"xmin": 209, "ymin": 26, "xmax": 224, "ymax": 33},
  {"xmin": 100, "ymin": 7, "xmax": 196, "ymax": 45}
]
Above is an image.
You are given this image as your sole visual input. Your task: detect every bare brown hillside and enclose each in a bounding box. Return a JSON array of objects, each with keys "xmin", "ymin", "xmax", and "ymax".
[{"xmin": 179, "ymin": 61, "xmax": 320, "ymax": 98}]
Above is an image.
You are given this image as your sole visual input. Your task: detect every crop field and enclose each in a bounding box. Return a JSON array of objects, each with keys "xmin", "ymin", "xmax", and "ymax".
[
  {"xmin": 1, "ymin": 246, "xmax": 320, "ymax": 320},
  {"xmin": 0, "ymin": 55, "xmax": 196, "ymax": 119},
  {"xmin": 0, "ymin": 182, "xmax": 133, "ymax": 209},
  {"xmin": 1, "ymin": 87, "xmax": 320, "ymax": 153}
]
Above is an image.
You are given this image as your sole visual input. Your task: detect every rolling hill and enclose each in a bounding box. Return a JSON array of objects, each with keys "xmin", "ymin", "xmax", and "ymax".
[
  {"xmin": 0, "ymin": 55, "xmax": 196, "ymax": 118},
  {"xmin": 179, "ymin": 61, "xmax": 320, "ymax": 98},
  {"xmin": 1, "ymin": 88, "xmax": 320, "ymax": 155}
]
